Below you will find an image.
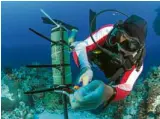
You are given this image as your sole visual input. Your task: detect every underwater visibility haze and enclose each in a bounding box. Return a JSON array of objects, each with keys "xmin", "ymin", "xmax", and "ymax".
[{"xmin": 1, "ymin": 1, "xmax": 160, "ymax": 119}]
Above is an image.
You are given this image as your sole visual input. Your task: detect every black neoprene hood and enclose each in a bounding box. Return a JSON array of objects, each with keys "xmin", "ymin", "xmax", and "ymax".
[{"xmin": 122, "ymin": 15, "xmax": 147, "ymax": 44}]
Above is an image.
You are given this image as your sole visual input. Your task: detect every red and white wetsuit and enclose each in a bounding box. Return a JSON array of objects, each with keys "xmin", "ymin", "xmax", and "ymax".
[{"xmin": 71, "ymin": 24, "xmax": 143, "ymax": 101}]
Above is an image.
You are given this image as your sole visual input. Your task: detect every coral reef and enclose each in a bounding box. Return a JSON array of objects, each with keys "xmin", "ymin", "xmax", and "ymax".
[
  {"xmin": 1, "ymin": 64, "xmax": 160, "ymax": 119},
  {"xmin": 2, "ymin": 101, "xmax": 35, "ymax": 119},
  {"xmin": 139, "ymin": 66, "xmax": 160, "ymax": 119},
  {"xmin": 1, "ymin": 63, "xmax": 64, "ymax": 118}
]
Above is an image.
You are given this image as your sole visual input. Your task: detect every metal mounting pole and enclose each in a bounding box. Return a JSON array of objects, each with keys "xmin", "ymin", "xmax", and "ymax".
[
  {"xmin": 60, "ymin": 25, "xmax": 68, "ymax": 119},
  {"xmin": 51, "ymin": 23, "xmax": 71, "ymax": 119},
  {"xmin": 26, "ymin": 9, "xmax": 78, "ymax": 119}
]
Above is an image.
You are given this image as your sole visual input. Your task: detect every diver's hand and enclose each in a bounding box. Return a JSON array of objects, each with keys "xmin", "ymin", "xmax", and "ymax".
[
  {"xmin": 77, "ymin": 67, "xmax": 93, "ymax": 86},
  {"xmin": 70, "ymin": 80, "xmax": 114, "ymax": 111}
]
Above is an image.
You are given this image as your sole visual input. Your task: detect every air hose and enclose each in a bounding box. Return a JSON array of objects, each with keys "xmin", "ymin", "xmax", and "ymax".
[{"xmin": 89, "ymin": 9, "xmax": 129, "ymax": 60}]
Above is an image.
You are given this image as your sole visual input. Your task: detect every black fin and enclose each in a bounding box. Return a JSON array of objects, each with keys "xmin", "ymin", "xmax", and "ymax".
[
  {"xmin": 89, "ymin": 9, "xmax": 96, "ymax": 33},
  {"xmin": 41, "ymin": 17, "xmax": 78, "ymax": 31},
  {"xmin": 41, "ymin": 17, "xmax": 54, "ymax": 25}
]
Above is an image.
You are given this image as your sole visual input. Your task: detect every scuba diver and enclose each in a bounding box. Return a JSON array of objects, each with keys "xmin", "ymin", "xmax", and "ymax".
[{"xmin": 69, "ymin": 14, "xmax": 147, "ymax": 112}]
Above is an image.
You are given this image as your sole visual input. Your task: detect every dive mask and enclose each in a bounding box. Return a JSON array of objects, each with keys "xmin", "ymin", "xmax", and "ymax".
[{"xmin": 107, "ymin": 27, "xmax": 141, "ymax": 52}]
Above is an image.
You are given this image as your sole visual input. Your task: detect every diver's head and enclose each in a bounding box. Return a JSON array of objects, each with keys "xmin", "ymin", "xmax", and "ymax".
[
  {"xmin": 107, "ymin": 15, "xmax": 147, "ymax": 52},
  {"xmin": 122, "ymin": 15, "xmax": 147, "ymax": 44}
]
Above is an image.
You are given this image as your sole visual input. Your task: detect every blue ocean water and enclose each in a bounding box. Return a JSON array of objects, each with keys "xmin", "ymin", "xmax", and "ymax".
[
  {"xmin": 1, "ymin": 2, "xmax": 160, "ymax": 119},
  {"xmin": 1, "ymin": 1, "xmax": 160, "ymax": 76}
]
